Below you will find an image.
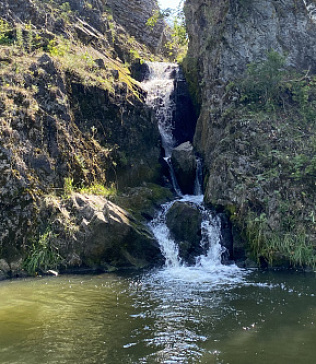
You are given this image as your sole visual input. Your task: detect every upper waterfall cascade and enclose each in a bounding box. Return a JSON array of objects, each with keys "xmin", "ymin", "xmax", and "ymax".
[{"xmin": 142, "ymin": 62, "xmax": 241, "ymax": 276}]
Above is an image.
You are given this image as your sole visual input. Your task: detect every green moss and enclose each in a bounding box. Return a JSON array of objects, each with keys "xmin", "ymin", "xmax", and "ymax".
[
  {"xmin": 146, "ymin": 183, "xmax": 173, "ymax": 204},
  {"xmin": 116, "ymin": 184, "xmax": 173, "ymax": 222}
]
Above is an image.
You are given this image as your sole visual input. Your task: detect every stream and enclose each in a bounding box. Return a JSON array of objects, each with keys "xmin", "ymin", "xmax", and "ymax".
[
  {"xmin": 1, "ymin": 63, "xmax": 316, "ymax": 363},
  {"xmin": 0, "ymin": 271, "xmax": 316, "ymax": 363}
]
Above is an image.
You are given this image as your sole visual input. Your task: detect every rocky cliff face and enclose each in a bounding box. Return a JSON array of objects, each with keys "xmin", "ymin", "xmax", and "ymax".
[
  {"xmin": 185, "ymin": 0, "xmax": 316, "ymax": 267},
  {"xmin": 0, "ymin": 0, "xmax": 170, "ymax": 277},
  {"xmin": 106, "ymin": 0, "xmax": 167, "ymax": 54}
]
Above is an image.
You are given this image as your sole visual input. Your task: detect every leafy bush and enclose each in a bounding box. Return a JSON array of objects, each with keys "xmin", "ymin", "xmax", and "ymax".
[
  {"xmin": 23, "ymin": 228, "xmax": 61, "ymax": 275},
  {"xmin": 240, "ymin": 50, "xmax": 316, "ymax": 122},
  {"xmin": 79, "ymin": 183, "xmax": 117, "ymax": 199},
  {"xmin": 47, "ymin": 39, "xmax": 70, "ymax": 56},
  {"xmin": 0, "ymin": 19, "xmax": 12, "ymax": 45},
  {"xmin": 241, "ymin": 50, "xmax": 286, "ymax": 108}
]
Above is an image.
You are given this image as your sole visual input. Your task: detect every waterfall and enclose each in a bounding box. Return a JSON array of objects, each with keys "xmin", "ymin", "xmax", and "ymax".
[
  {"xmin": 142, "ymin": 62, "xmax": 182, "ymax": 196},
  {"xmin": 194, "ymin": 157, "xmax": 203, "ymax": 196},
  {"xmin": 142, "ymin": 62, "xmax": 238, "ymax": 274},
  {"xmin": 142, "ymin": 62, "xmax": 177, "ymax": 159}
]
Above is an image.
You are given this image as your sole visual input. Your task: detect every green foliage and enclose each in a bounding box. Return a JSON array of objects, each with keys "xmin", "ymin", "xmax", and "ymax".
[
  {"xmin": 0, "ymin": 19, "xmax": 12, "ymax": 45},
  {"xmin": 63, "ymin": 176, "xmax": 117, "ymax": 200},
  {"xmin": 25, "ymin": 22, "xmax": 33, "ymax": 52},
  {"xmin": 246, "ymin": 209, "xmax": 316, "ymax": 268},
  {"xmin": 47, "ymin": 39, "xmax": 70, "ymax": 56},
  {"xmin": 291, "ymin": 77, "xmax": 316, "ymax": 123},
  {"xmin": 146, "ymin": 10, "xmax": 161, "ymax": 29},
  {"xmin": 146, "ymin": 4, "xmax": 187, "ymax": 61},
  {"xmin": 246, "ymin": 212, "xmax": 268, "ymax": 262},
  {"xmin": 239, "ymin": 50, "xmax": 316, "ymax": 124},
  {"xmin": 80, "ymin": 51, "xmax": 95, "ymax": 68},
  {"xmin": 60, "ymin": 2, "xmax": 71, "ymax": 12},
  {"xmin": 79, "ymin": 183, "xmax": 117, "ymax": 199},
  {"xmin": 63, "ymin": 177, "xmax": 74, "ymax": 197},
  {"xmin": 85, "ymin": 1, "xmax": 93, "ymax": 10},
  {"xmin": 241, "ymin": 50, "xmax": 286, "ymax": 108},
  {"xmin": 23, "ymin": 228, "xmax": 61, "ymax": 275},
  {"xmin": 146, "ymin": 8, "xmax": 172, "ymax": 29},
  {"xmin": 165, "ymin": 16, "xmax": 188, "ymax": 62},
  {"xmin": 129, "ymin": 48, "xmax": 140, "ymax": 61},
  {"xmin": 15, "ymin": 25, "xmax": 23, "ymax": 49}
]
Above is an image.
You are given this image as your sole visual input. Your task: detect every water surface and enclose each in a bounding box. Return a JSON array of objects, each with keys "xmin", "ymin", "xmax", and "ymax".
[{"xmin": 0, "ymin": 269, "xmax": 315, "ymax": 364}]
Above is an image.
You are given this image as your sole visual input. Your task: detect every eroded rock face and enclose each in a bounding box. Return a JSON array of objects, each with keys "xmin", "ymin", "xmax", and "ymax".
[
  {"xmin": 171, "ymin": 142, "xmax": 197, "ymax": 195},
  {"xmin": 41, "ymin": 193, "xmax": 163, "ymax": 271},
  {"xmin": 0, "ymin": 0, "xmax": 164, "ymax": 271},
  {"xmin": 166, "ymin": 201, "xmax": 202, "ymax": 264},
  {"xmin": 106, "ymin": 0, "xmax": 167, "ymax": 54},
  {"xmin": 186, "ymin": 0, "xmax": 316, "ymax": 85},
  {"xmin": 184, "ymin": 0, "xmax": 316, "ymax": 266},
  {"xmin": 185, "ymin": 0, "xmax": 316, "ymax": 154}
]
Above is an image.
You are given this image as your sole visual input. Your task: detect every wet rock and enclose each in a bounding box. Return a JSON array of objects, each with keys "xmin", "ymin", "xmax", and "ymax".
[
  {"xmin": 130, "ymin": 60, "xmax": 151, "ymax": 82},
  {"xmin": 218, "ymin": 213, "xmax": 233, "ymax": 263},
  {"xmin": 0, "ymin": 259, "xmax": 10, "ymax": 273},
  {"xmin": 174, "ymin": 68, "xmax": 197, "ymax": 144},
  {"xmin": 0, "ymin": 271, "xmax": 6, "ymax": 281},
  {"xmin": 166, "ymin": 201, "xmax": 202, "ymax": 264},
  {"xmin": 171, "ymin": 141, "xmax": 197, "ymax": 195},
  {"xmin": 244, "ymin": 259, "xmax": 258, "ymax": 269},
  {"xmin": 116, "ymin": 185, "xmax": 173, "ymax": 221}
]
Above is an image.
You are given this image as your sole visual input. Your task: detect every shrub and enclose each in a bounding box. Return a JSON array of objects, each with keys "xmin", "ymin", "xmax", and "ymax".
[
  {"xmin": 241, "ymin": 50, "xmax": 286, "ymax": 108},
  {"xmin": 23, "ymin": 228, "xmax": 61, "ymax": 275},
  {"xmin": 0, "ymin": 19, "xmax": 12, "ymax": 45}
]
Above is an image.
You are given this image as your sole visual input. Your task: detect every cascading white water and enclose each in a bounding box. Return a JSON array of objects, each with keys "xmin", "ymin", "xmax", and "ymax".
[
  {"xmin": 142, "ymin": 62, "xmax": 244, "ymax": 281},
  {"xmin": 142, "ymin": 62, "xmax": 183, "ymax": 196},
  {"xmin": 194, "ymin": 157, "xmax": 203, "ymax": 196},
  {"xmin": 142, "ymin": 62, "xmax": 177, "ymax": 159}
]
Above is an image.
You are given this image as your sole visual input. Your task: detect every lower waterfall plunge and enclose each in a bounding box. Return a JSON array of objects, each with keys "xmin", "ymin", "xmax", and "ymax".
[{"xmin": 142, "ymin": 62, "xmax": 244, "ymax": 281}]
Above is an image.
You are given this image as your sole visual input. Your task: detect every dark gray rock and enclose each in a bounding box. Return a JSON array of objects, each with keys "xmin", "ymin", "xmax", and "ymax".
[
  {"xmin": 94, "ymin": 58, "xmax": 106, "ymax": 70},
  {"xmin": 218, "ymin": 213, "xmax": 233, "ymax": 263},
  {"xmin": 166, "ymin": 201, "xmax": 202, "ymax": 264},
  {"xmin": 42, "ymin": 193, "xmax": 164, "ymax": 271},
  {"xmin": 106, "ymin": 0, "xmax": 167, "ymax": 54},
  {"xmin": 174, "ymin": 68, "xmax": 197, "ymax": 145},
  {"xmin": 171, "ymin": 141, "xmax": 197, "ymax": 195}
]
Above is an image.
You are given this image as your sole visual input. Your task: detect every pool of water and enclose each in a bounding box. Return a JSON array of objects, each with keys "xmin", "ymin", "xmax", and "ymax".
[{"xmin": 0, "ymin": 269, "xmax": 315, "ymax": 364}]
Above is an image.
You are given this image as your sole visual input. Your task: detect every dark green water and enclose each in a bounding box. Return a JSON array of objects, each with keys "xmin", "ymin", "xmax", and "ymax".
[{"xmin": 0, "ymin": 269, "xmax": 315, "ymax": 364}]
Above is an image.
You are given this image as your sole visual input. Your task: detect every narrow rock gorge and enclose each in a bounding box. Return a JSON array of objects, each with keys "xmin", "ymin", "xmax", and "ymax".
[{"xmin": 2, "ymin": 0, "xmax": 316, "ymax": 278}]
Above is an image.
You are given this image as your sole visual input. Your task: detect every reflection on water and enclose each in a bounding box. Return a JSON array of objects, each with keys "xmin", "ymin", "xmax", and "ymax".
[{"xmin": 0, "ymin": 270, "xmax": 316, "ymax": 364}]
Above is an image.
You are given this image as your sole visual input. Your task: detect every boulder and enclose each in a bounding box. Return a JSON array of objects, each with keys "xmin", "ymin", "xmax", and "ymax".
[
  {"xmin": 171, "ymin": 141, "xmax": 197, "ymax": 195},
  {"xmin": 165, "ymin": 201, "xmax": 202, "ymax": 264},
  {"xmin": 41, "ymin": 193, "xmax": 164, "ymax": 271},
  {"xmin": 218, "ymin": 213, "xmax": 233, "ymax": 263}
]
